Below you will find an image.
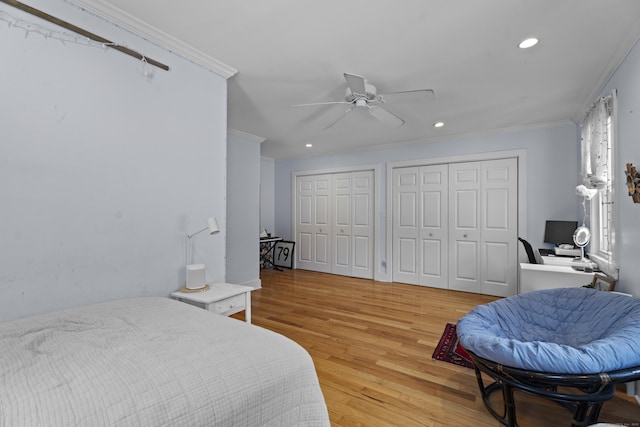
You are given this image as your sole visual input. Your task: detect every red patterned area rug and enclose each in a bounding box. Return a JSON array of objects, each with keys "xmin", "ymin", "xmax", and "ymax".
[{"xmin": 432, "ymin": 322, "xmax": 473, "ymax": 369}]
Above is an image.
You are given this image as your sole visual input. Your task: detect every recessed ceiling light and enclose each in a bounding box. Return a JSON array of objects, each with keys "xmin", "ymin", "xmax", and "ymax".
[
  {"xmin": 518, "ymin": 37, "xmax": 539, "ymax": 49},
  {"xmin": 305, "ymin": 143, "xmax": 313, "ymax": 148},
  {"xmin": 433, "ymin": 121, "xmax": 444, "ymax": 128}
]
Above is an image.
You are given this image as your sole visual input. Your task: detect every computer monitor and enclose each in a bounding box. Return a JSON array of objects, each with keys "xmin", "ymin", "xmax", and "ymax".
[{"xmin": 543, "ymin": 220, "xmax": 578, "ymax": 246}]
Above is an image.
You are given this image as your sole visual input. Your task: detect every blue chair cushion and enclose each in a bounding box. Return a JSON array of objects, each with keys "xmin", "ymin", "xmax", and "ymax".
[{"xmin": 457, "ymin": 287, "xmax": 640, "ymax": 374}]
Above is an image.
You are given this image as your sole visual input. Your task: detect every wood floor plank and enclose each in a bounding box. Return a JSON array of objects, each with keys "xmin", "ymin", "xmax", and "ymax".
[{"xmin": 250, "ymin": 269, "xmax": 640, "ymax": 426}]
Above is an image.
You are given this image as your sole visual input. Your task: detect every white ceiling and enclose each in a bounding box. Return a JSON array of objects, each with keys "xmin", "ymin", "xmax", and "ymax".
[{"xmin": 72, "ymin": 0, "xmax": 640, "ymax": 159}]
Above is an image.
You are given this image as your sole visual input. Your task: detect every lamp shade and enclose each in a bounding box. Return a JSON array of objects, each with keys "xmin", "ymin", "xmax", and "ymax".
[
  {"xmin": 185, "ymin": 264, "xmax": 206, "ymax": 289},
  {"xmin": 207, "ymin": 217, "xmax": 220, "ymax": 234},
  {"xmin": 185, "ymin": 216, "xmax": 221, "ymax": 275}
]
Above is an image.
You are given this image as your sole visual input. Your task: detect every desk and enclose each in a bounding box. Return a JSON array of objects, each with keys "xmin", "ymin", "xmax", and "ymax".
[
  {"xmin": 520, "ymin": 263, "xmax": 595, "ymax": 294},
  {"xmin": 260, "ymin": 236, "xmax": 283, "ymax": 270},
  {"xmin": 541, "ymin": 255, "xmax": 584, "ymax": 267}
]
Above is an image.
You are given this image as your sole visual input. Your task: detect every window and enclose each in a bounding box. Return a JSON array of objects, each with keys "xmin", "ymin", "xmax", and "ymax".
[{"xmin": 582, "ymin": 93, "xmax": 617, "ymax": 278}]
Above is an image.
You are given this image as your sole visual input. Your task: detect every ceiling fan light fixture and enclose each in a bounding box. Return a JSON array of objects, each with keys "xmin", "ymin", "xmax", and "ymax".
[
  {"xmin": 294, "ymin": 72, "xmax": 435, "ymax": 130},
  {"xmin": 518, "ymin": 37, "xmax": 539, "ymax": 49},
  {"xmin": 355, "ymin": 99, "xmax": 368, "ymax": 108}
]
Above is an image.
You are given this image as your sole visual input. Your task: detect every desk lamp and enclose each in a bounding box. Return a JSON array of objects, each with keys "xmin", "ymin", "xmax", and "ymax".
[{"xmin": 185, "ymin": 217, "xmax": 220, "ymax": 290}]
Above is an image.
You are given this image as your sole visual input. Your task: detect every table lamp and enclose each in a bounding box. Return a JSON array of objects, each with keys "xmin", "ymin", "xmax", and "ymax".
[{"xmin": 185, "ymin": 217, "xmax": 220, "ymax": 291}]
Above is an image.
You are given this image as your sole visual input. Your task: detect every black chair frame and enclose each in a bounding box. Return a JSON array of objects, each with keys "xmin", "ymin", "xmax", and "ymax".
[
  {"xmin": 466, "ymin": 350, "xmax": 640, "ymax": 427},
  {"xmin": 517, "ymin": 237, "xmax": 538, "ymax": 264}
]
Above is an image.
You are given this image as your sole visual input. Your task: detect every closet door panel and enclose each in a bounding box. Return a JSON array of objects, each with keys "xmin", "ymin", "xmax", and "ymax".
[
  {"xmin": 449, "ymin": 163, "xmax": 481, "ymax": 293},
  {"xmin": 315, "ymin": 195, "xmax": 329, "ymax": 226},
  {"xmin": 481, "ymin": 158, "xmax": 517, "ymax": 296},
  {"xmin": 351, "ymin": 171, "xmax": 374, "ymax": 279},
  {"xmin": 295, "ymin": 177, "xmax": 316, "ymax": 270},
  {"xmin": 454, "ymin": 240, "xmax": 478, "ymax": 280},
  {"xmin": 298, "ymin": 232, "xmax": 313, "ymax": 263},
  {"xmin": 485, "ymin": 241, "xmax": 509, "ymax": 283},
  {"xmin": 334, "ymin": 234, "xmax": 350, "ymax": 266},
  {"xmin": 392, "ymin": 168, "xmax": 420, "ymax": 285},
  {"xmin": 398, "ymin": 238, "xmax": 418, "ymax": 275},
  {"xmin": 422, "ymin": 239, "xmax": 441, "ymax": 276},
  {"xmin": 295, "ymin": 175, "xmax": 332, "ymax": 273},
  {"xmin": 419, "ymin": 165, "xmax": 448, "ymax": 288},
  {"xmin": 332, "ymin": 173, "xmax": 352, "ymax": 276},
  {"xmin": 315, "ymin": 233, "xmax": 329, "ymax": 265},
  {"xmin": 353, "ymin": 236, "xmax": 370, "ymax": 269}
]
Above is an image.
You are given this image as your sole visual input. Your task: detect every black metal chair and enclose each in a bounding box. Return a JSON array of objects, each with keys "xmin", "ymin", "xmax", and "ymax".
[
  {"xmin": 466, "ymin": 350, "xmax": 640, "ymax": 427},
  {"xmin": 517, "ymin": 237, "xmax": 538, "ymax": 264},
  {"xmin": 458, "ymin": 288, "xmax": 640, "ymax": 427}
]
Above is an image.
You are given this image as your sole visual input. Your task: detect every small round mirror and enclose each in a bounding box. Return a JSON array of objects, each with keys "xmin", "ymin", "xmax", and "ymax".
[{"xmin": 573, "ymin": 226, "xmax": 591, "ymax": 248}]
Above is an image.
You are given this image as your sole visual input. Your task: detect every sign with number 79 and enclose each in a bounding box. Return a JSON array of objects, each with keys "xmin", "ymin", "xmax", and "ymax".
[{"xmin": 273, "ymin": 241, "xmax": 295, "ymax": 269}]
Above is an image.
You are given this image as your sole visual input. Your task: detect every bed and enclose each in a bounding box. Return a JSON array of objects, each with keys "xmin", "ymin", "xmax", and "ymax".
[{"xmin": 0, "ymin": 297, "xmax": 330, "ymax": 426}]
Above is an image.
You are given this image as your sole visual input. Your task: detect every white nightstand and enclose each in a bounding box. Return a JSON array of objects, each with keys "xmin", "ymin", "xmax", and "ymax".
[{"xmin": 171, "ymin": 283, "xmax": 254, "ymax": 324}]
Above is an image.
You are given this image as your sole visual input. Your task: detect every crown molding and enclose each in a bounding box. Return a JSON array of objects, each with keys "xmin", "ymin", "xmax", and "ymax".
[
  {"xmin": 228, "ymin": 128, "xmax": 266, "ymax": 144},
  {"xmin": 65, "ymin": 0, "xmax": 237, "ymax": 79}
]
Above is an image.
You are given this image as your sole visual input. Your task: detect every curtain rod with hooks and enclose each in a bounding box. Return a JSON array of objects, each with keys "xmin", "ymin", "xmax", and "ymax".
[{"xmin": 0, "ymin": 0, "xmax": 169, "ymax": 71}]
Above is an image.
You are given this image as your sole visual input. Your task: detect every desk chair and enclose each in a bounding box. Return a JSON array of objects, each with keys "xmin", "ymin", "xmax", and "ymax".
[{"xmin": 518, "ymin": 237, "xmax": 540, "ymax": 264}]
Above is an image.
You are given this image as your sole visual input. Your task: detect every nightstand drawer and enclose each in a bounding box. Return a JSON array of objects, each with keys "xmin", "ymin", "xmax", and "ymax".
[{"xmin": 210, "ymin": 294, "xmax": 245, "ymax": 315}]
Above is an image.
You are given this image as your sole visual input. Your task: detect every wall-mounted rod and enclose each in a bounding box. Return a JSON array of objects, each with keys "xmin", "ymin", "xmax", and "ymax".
[{"xmin": 1, "ymin": 0, "xmax": 170, "ymax": 71}]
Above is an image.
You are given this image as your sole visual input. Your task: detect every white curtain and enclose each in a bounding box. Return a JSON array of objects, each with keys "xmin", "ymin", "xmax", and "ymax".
[
  {"xmin": 581, "ymin": 93, "xmax": 615, "ymax": 189},
  {"xmin": 580, "ymin": 90, "xmax": 618, "ymax": 278}
]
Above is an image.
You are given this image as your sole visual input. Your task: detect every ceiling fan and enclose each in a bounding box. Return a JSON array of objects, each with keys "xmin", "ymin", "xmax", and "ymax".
[{"xmin": 293, "ymin": 73, "xmax": 435, "ymax": 130}]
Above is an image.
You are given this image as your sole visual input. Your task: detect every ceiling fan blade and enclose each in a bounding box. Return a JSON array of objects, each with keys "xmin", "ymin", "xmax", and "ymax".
[
  {"xmin": 377, "ymin": 89, "xmax": 436, "ymax": 102},
  {"xmin": 292, "ymin": 101, "xmax": 350, "ymax": 107},
  {"xmin": 323, "ymin": 107, "xmax": 355, "ymax": 131},
  {"xmin": 343, "ymin": 73, "xmax": 367, "ymax": 96},
  {"xmin": 368, "ymin": 106, "xmax": 405, "ymax": 128}
]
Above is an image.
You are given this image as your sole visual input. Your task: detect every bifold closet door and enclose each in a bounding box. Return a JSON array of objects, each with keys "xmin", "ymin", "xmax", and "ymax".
[
  {"xmin": 296, "ymin": 175, "xmax": 332, "ymax": 273},
  {"xmin": 296, "ymin": 171, "xmax": 374, "ymax": 279},
  {"xmin": 393, "ymin": 158, "xmax": 517, "ymax": 297},
  {"xmin": 392, "ymin": 165, "xmax": 448, "ymax": 288},
  {"xmin": 449, "ymin": 159, "xmax": 517, "ymax": 296}
]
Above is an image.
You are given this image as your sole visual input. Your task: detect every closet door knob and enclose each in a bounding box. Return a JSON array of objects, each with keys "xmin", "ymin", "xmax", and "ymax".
[{"xmin": 463, "ymin": 234, "xmax": 468, "ymax": 238}]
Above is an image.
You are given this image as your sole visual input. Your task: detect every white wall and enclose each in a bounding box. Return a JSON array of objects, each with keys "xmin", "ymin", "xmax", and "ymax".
[
  {"xmin": 598, "ymin": 37, "xmax": 640, "ymax": 295},
  {"xmin": 0, "ymin": 0, "xmax": 228, "ymax": 321},
  {"xmin": 260, "ymin": 157, "xmax": 276, "ymax": 234},
  {"xmin": 274, "ymin": 123, "xmax": 580, "ymax": 282},
  {"xmin": 227, "ymin": 133, "xmax": 261, "ymax": 288}
]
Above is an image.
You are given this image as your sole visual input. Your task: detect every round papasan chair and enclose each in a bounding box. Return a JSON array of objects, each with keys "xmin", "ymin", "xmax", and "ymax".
[{"xmin": 457, "ymin": 287, "xmax": 640, "ymax": 427}]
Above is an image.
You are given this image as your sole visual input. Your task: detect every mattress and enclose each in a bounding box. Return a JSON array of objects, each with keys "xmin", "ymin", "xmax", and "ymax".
[{"xmin": 0, "ymin": 297, "xmax": 330, "ymax": 426}]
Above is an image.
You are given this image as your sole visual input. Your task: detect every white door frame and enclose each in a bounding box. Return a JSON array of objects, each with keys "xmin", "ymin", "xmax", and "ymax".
[
  {"xmin": 386, "ymin": 149, "xmax": 527, "ymax": 286},
  {"xmin": 292, "ymin": 164, "xmax": 382, "ymax": 280}
]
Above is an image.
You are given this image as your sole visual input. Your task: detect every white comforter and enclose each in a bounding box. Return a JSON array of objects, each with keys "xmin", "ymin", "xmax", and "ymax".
[{"xmin": 0, "ymin": 297, "xmax": 329, "ymax": 426}]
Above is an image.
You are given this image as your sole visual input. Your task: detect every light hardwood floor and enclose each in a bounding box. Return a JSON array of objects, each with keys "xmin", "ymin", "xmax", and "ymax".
[{"xmin": 247, "ymin": 269, "xmax": 640, "ymax": 426}]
